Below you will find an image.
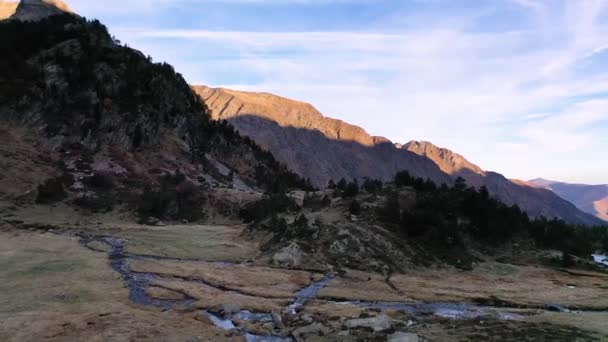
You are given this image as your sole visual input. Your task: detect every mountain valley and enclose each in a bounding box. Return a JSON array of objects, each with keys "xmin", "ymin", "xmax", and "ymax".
[{"xmin": 1, "ymin": 2, "xmax": 608, "ymax": 342}]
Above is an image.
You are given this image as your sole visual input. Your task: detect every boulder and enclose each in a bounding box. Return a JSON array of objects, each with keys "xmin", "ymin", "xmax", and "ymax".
[
  {"xmin": 292, "ymin": 323, "xmax": 332, "ymax": 339},
  {"xmin": 271, "ymin": 310, "xmax": 285, "ymax": 330},
  {"xmin": 272, "ymin": 243, "xmax": 304, "ymax": 267},
  {"xmin": 389, "ymin": 332, "xmax": 420, "ymax": 342},
  {"xmin": 345, "ymin": 314, "xmax": 392, "ymax": 332},
  {"xmin": 215, "ymin": 303, "xmax": 241, "ymax": 316},
  {"xmin": 140, "ymin": 217, "xmax": 165, "ymax": 226}
]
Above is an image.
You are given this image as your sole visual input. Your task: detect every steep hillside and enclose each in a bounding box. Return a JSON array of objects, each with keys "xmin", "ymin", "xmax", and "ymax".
[
  {"xmin": 0, "ymin": 14, "xmax": 310, "ymax": 220},
  {"xmin": 193, "ymin": 86, "xmax": 601, "ymax": 226},
  {"xmin": 529, "ymin": 179, "xmax": 608, "ymax": 222},
  {"xmin": 193, "ymin": 85, "xmax": 451, "ymax": 187}
]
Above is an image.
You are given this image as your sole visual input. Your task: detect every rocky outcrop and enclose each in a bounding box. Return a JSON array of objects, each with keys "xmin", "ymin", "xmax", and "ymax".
[
  {"xmin": 272, "ymin": 242, "xmax": 304, "ymax": 267},
  {"xmin": 193, "ymin": 86, "xmax": 451, "ymax": 187},
  {"xmin": 528, "ymin": 179, "xmax": 608, "ymax": 222},
  {"xmin": 193, "ymin": 86, "xmax": 602, "ymax": 226},
  {"xmin": 404, "ymin": 141, "xmax": 484, "ymax": 177},
  {"xmin": 10, "ymin": 0, "xmax": 72, "ymax": 21},
  {"xmin": 345, "ymin": 314, "xmax": 393, "ymax": 332}
]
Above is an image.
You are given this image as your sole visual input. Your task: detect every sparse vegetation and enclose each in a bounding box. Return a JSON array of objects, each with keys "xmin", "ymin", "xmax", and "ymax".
[
  {"xmin": 36, "ymin": 177, "xmax": 67, "ymax": 204},
  {"xmin": 383, "ymin": 170, "xmax": 608, "ymax": 260},
  {"xmin": 137, "ymin": 171, "xmax": 206, "ymax": 222},
  {"xmin": 239, "ymin": 192, "xmax": 298, "ymax": 223}
]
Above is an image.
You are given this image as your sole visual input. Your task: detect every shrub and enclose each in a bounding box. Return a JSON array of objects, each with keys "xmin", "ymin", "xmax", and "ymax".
[
  {"xmin": 239, "ymin": 192, "xmax": 298, "ymax": 223},
  {"xmin": 136, "ymin": 172, "xmax": 206, "ymax": 222},
  {"xmin": 85, "ymin": 171, "xmax": 115, "ymax": 189},
  {"xmin": 341, "ymin": 180, "xmax": 359, "ymax": 198},
  {"xmin": 349, "ymin": 200, "xmax": 362, "ymax": 215},
  {"xmin": 36, "ymin": 177, "xmax": 67, "ymax": 204}
]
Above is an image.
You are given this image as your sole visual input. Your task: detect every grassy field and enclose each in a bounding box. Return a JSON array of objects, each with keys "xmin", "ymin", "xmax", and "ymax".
[
  {"xmin": 0, "ymin": 230, "xmax": 239, "ymax": 342},
  {"xmin": 121, "ymin": 224, "xmax": 259, "ymax": 261},
  {"xmin": 319, "ymin": 264, "xmax": 608, "ymax": 310},
  {"xmin": 0, "ymin": 231, "xmax": 123, "ymax": 319}
]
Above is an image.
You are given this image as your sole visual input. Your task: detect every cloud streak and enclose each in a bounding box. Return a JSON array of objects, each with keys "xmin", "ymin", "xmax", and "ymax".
[{"xmin": 75, "ymin": 0, "xmax": 608, "ymax": 183}]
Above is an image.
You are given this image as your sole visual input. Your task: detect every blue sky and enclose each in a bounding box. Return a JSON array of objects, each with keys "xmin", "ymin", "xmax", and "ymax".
[{"xmin": 65, "ymin": 0, "xmax": 608, "ymax": 184}]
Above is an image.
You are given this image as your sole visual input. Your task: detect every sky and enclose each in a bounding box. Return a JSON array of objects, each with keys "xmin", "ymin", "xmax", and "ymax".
[{"xmin": 63, "ymin": 0, "xmax": 608, "ymax": 184}]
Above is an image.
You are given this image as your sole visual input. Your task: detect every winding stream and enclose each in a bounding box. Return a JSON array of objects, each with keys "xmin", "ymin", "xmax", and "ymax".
[{"xmin": 79, "ymin": 234, "xmax": 604, "ymax": 340}]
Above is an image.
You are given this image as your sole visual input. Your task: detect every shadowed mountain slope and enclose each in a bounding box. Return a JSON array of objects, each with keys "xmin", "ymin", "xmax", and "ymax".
[
  {"xmin": 193, "ymin": 85, "xmax": 451, "ymax": 187},
  {"xmin": 528, "ymin": 179, "xmax": 608, "ymax": 222},
  {"xmin": 193, "ymin": 86, "xmax": 603, "ymax": 226}
]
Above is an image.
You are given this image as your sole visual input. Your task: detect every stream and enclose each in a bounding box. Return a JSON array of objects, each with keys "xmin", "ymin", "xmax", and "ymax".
[
  {"xmin": 79, "ymin": 234, "xmax": 603, "ymax": 341},
  {"xmin": 593, "ymin": 254, "xmax": 608, "ymax": 267}
]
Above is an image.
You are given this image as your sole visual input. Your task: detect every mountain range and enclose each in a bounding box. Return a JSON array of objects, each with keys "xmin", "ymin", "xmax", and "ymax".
[
  {"xmin": 0, "ymin": 0, "xmax": 72, "ymax": 21},
  {"xmin": 528, "ymin": 179, "xmax": 608, "ymax": 222},
  {"xmin": 1, "ymin": 0, "xmax": 604, "ymax": 227},
  {"xmin": 194, "ymin": 86, "xmax": 604, "ymax": 226}
]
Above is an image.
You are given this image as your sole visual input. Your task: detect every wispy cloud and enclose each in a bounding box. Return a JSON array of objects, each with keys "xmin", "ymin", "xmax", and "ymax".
[{"xmin": 72, "ymin": 0, "xmax": 608, "ymax": 183}]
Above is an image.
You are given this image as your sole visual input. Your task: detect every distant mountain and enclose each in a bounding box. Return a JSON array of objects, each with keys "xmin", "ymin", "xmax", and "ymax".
[
  {"xmin": 0, "ymin": 1, "xmax": 18, "ymax": 19},
  {"xmin": 1, "ymin": 0, "xmax": 72, "ymax": 21},
  {"xmin": 528, "ymin": 179, "xmax": 608, "ymax": 222},
  {"xmin": 193, "ymin": 85, "xmax": 603, "ymax": 226},
  {"xmin": 404, "ymin": 141, "xmax": 604, "ymax": 226}
]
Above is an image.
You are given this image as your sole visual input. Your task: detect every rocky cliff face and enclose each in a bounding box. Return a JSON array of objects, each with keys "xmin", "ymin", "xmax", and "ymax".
[
  {"xmin": 8, "ymin": 0, "xmax": 72, "ymax": 21},
  {"xmin": 193, "ymin": 86, "xmax": 451, "ymax": 187},
  {"xmin": 193, "ymin": 86, "xmax": 603, "ymax": 226},
  {"xmin": 529, "ymin": 179, "xmax": 608, "ymax": 222},
  {"xmin": 403, "ymin": 141, "xmax": 485, "ymax": 183}
]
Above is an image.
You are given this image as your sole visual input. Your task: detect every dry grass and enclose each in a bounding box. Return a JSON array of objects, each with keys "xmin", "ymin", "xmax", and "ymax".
[
  {"xmin": 131, "ymin": 258, "xmax": 317, "ymax": 298},
  {"xmin": 122, "ymin": 224, "xmax": 259, "ymax": 261},
  {"xmin": 151, "ymin": 277, "xmax": 285, "ymax": 313},
  {"xmin": 320, "ymin": 263, "xmax": 608, "ymax": 310},
  {"xmin": 0, "ymin": 231, "xmax": 241, "ymax": 342}
]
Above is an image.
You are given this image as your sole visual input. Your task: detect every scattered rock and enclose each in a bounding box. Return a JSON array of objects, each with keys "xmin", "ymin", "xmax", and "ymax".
[
  {"xmin": 345, "ymin": 314, "xmax": 392, "ymax": 332},
  {"xmin": 215, "ymin": 303, "xmax": 241, "ymax": 316},
  {"xmin": 140, "ymin": 217, "xmax": 165, "ymax": 226},
  {"xmin": 271, "ymin": 310, "xmax": 285, "ymax": 330},
  {"xmin": 299, "ymin": 313, "xmax": 314, "ymax": 324},
  {"xmin": 292, "ymin": 323, "xmax": 332, "ymax": 339},
  {"xmin": 329, "ymin": 240, "xmax": 347, "ymax": 255},
  {"xmin": 272, "ymin": 242, "xmax": 304, "ymax": 267},
  {"xmin": 389, "ymin": 332, "xmax": 420, "ymax": 342}
]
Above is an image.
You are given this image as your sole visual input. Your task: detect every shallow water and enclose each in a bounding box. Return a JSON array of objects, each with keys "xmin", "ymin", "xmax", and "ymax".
[
  {"xmin": 78, "ymin": 233, "xmax": 603, "ymax": 340},
  {"xmin": 593, "ymin": 254, "xmax": 608, "ymax": 267},
  {"xmin": 355, "ymin": 301, "xmax": 528, "ymax": 321},
  {"xmin": 287, "ymin": 273, "xmax": 336, "ymax": 314}
]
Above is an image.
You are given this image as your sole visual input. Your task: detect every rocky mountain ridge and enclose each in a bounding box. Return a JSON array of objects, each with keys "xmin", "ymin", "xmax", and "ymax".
[
  {"xmin": 1, "ymin": 0, "xmax": 72, "ymax": 21},
  {"xmin": 193, "ymin": 85, "xmax": 603, "ymax": 226},
  {"xmin": 194, "ymin": 85, "xmax": 451, "ymax": 187}
]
